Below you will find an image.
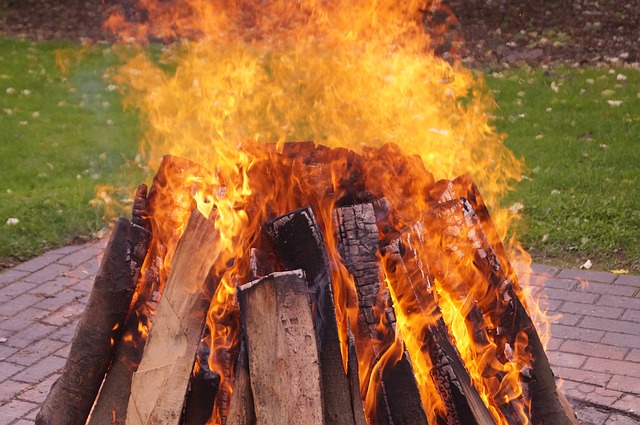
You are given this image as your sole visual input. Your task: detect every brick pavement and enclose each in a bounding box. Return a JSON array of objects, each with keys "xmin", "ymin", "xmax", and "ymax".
[{"xmin": 0, "ymin": 240, "xmax": 639, "ymax": 424}]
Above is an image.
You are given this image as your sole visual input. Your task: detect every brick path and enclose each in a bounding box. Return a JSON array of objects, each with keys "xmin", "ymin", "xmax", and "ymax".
[{"xmin": 0, "ymin": 239, "xmax": 639, "ymax": 424}]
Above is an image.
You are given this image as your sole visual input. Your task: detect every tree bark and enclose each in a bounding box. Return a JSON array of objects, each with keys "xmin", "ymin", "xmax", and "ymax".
[
  {"xmin": 238, "ymin": 270, "xmax": 324, "ymax": 425},
  {"xmin": 126, "ymin": 208, "xmax": 220, "ymax": 425},
  {"xmin": 36, "ymin": 217, "xmax": 150, "ymax": 425}
]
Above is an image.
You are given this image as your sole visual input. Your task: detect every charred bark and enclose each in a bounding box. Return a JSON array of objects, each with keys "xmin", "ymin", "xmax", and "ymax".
[
  {"xmin": 36, "ymin": 213, "xmax": 151, "ymax": 425},
  {"xmin": 335, "ymin": 202, "xmax": 428, "ymax": 425}
]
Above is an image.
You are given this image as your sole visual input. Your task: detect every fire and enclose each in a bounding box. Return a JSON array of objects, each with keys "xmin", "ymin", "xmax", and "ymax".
[{"xmin": 97, "ymin": 0, "xmax": 555, "ymax": 424}]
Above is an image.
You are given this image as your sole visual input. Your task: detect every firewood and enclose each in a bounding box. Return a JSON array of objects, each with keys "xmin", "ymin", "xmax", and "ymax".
[
  {"xmin": 225, "ymin": 332, "xmax": 256, "ymax": 425},
  {"xmin": 183, "ymin": 336, "xmax": 221, "ymax": 425},
  {"xmin": 263, "ymin": 206, "xmax": 359, "ymax": 425},
  {"xmin": 346, "ymin": 329, "xmax": 368, "ymax": 425},
  {"xmin": 126, "ymin": 208, "xmax": 220, "ymax": 425},
  {"xmin": 36, "ymin": 217, "xmax": 151, "ymax": 425},
  {"xmin": 335, "ymin": 202, "xmax": 428, "ymax": 425},
  {"xmin": 380, "ymin": 228, "xmax": 496, "ymax": 425},
  {"xmin": 237, "ymin": 270, "xmax": 324, "ymax": 425}
]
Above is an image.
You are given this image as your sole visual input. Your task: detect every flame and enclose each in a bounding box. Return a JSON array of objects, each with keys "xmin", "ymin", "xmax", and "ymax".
[{"xmin": 98, "ymin": 1, "xmax": 555, "ymax": 424}]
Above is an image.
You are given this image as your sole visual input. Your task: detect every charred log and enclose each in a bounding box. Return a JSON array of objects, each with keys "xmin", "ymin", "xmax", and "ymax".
[{"xmin": 36, "ymin": 214, "xmax": 151, "ymax": 425}]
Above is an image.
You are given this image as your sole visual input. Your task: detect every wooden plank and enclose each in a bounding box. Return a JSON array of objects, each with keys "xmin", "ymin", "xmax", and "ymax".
[
  {"xmin": 225, "ymin": 332, "xmax": 256, "ymax": 425},
  {"xmin": 238, "ymin": 270, "xmax": 324, "ymax": 425},
  {"xmin": 335, "ymin": 202, "xmax": 428, "ymax": 425},
  {"xmin": 263, "ymin": 206, "xmax": 358, "ymax": 425},
  {"xmin": 126, "ymin": 208, "xmax": 220, "ymax": 425},
  {"xmin": 36, "ymin": 217, "xmax": 151, "ymax": 425}
]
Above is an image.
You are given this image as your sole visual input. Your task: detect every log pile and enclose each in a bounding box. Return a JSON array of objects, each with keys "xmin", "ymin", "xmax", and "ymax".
[{"xmin": 36, "ymin": 142, "xmax": 578, "ymax": 425}]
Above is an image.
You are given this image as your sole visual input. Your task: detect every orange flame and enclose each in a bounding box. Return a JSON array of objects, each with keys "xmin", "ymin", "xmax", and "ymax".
[{"xmin": 98, "ymin": 1, "xmax": 553, "ymax": 424}]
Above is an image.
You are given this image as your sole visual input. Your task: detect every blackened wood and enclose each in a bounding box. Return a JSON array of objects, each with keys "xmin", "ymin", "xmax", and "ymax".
[
  {"xmin": 238, "ymin": 271, "xmax": 324, "ymax": 425},
  {"xmin": 381, "ymin": 230, "xmax": 495, "ymax": 425},
  {"xmin": 126, "ymin": 209, "xmax": 220, "ymax": 425},
  {"xmin": 346, "ymin": 329, "xmax": 368, "ymax": 425},
  {"xmin": 87, "ymin": 261, "xmax": 159, "ymax": 425},
  {"xmin": 183, "ymin": 338, "xmax": 221, "ymax": 425},
  {"xmin": 36, "ymin": 218, "xmax": 151, "ymax": 425},
  {"xmin": 263, "ymin": 206, "xmax": 357, "ymax": 425},
  {"xmin": 132, "ymin": 183, "xmax": 151, "ymax": 229},
  {"xmin": 225, "ymin": 332, "xmax": 256, "ymax": 425},
  {"xmin": 335, "ymin": 202, "xmax": 428, "ymax": 425}
]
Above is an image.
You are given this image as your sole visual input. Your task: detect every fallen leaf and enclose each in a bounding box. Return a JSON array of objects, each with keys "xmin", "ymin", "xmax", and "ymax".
[
  {"xmin": 580, "ymin": 259, "xmax": 592, "ymax": 270},
  {"xmin": 551, "ymin": 189, "xmax": 561, "ymax": 195},
  {"xmin": 550, "ymin": 81, "xmax": 559, "ymax": 92},
  {"xmin": 607, "ymin": 100, "xmax": 623, "ymax": 106},
  {"xmin": 610, "ymin": 269, "xmax": 629, "ymax": 274},
  {"xmin": 5, "ymin": 218, "xmax": 19, "ymax": 225},
  {"xmin": 508, "ymin": 202, "xmax": 524, "ymax": 213},
  {"xmin": 616, "ymin": 73, "xmax": 627, "ymax": 81}
]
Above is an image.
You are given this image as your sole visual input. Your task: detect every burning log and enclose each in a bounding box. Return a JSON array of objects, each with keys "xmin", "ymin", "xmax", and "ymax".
[
  {"xmin": 36, "ymin": 185, "xmax": 151, "ymax": 425},
  {"xmin": 335, "ymin": 202, "xmax": 428, "ymax": 425},
  {"xmin": 225, "ymin": 332, "xmax": 256, "ymax": 425},
  {"xmin": 264, "ymin": 206, "xmax": 363, "ymax": 425},
  {"xmin": 380, "ymin": 225, "xmax": 496, "ymax": 425},
  {"xmin": 126, "ymin": 208, "xmax": 220, "ymax": 425},
  {"xmin": 183, "ymin": 336, "xmax": 221, "ymax": 425},
  {"xmin": 237, "ymin": 270, "xmax": 324, "ymax": 425},
  {"xmin": 346, "ymin": 330, "xmax": 368, "ymax": 425}
]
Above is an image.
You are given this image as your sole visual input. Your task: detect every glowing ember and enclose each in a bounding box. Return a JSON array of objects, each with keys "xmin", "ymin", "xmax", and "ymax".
[{"xmin": 96, "ymin": 1, "xmax": 566, "ymax": 424}]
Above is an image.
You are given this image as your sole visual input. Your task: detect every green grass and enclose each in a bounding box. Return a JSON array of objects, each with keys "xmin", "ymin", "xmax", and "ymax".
[
  {"xmin": 485, "ymin": 65, "xmax": 640, "ymax": 273},
  {"xmin": 0, "ymin": 37, "xmax": 143, "ymax": 266}
]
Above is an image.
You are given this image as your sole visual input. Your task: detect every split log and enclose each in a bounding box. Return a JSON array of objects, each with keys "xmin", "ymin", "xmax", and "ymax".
[
  {"xmin": 335, "ymin": 202, "xmax": 428, "ymax": 425},
  {"xmin": 238, "ymin": 270, "xmax": 324, "ymax": 425},
  {"xmin": 36, "ymin": 209, "xmax": 151, "ymax": 425},
  {"xmin": 380, "ymin": 227, "xmax": 496, "ymax": 425},
  {"xmin": 263, "ymin": 206, "xmax": 360, "ymax": 425},
  {"xmin": 346, "ymin": 329, "xmax": 368, "ymax": 425},
  {"xmin": 225, "ymin": 331, "xmax": 256, "ymax": 425},
  {"xmin": 126, "ymin": 208, "xmax": 220, "ymax": 425}
]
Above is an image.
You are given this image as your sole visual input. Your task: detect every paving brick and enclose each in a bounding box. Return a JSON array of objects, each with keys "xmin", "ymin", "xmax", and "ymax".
[
  {"xmin": 48, "ymin": 323, "xmax": 78, "ymax": 343},
  {"xmin": 56, "ymin": 246, "xmax": 103, "ymax": 268},
  {"xmin": 22, "ymin": 263, "xmax": 71, "ymax": 285},
  {"xmin": 612, "ymin": 394, "xmax": 640, "ymax": 415},
  {"xmin": 6, "ymin": 339, "xmax": 67, "ymax": 367},
  {"xmin": 0, "ymin": 399, "xmax": 40, "ymax": 422},
  {"xmin": 550, "ymin": 323, "xmax": 605, "ymax": 342},
  {"xmin": 0, "ymin": 270, "xmax": 29, "ymax": 287},
  {"xmin": 553, "ymin": 365, "xmax": 611, "ymax": 386},
  {"xmin": 559, "ymin": 301, "xmax": 624, "ymax": 319},
  {"xmin": 607, "ymin": 375, "xmax": 640, "ymax": 395},
  {"xmin": 580, "ymin": 316, "xmax": 638, "ymax": 335},
  {"xmin": 3, "ymin": 323, "xmax": 57, "ymax": 350},
  {"xmin": 528, "ymin": 263, "xmax": 561, "ymax": 277},
  {"xmin": 546, "ymin": 336, "xmax": 564, "ymax": 351},
  {"xmin": 16, "ymin": 373, "xmax": 57, "ymax": 404},
  {"xmin": 602, "ymin": 332, "xmax": 640, "ymax": 350},
  {"xmin": 0, "ymin": 344, "xmax": 18, "ymax": 361},
  {"xmin": 615, "ymin": 274, "xmax": 640, "ymax": 288},
  {"xmin": 621, "ymin": 309, "xmax": 640, "ymax": 323},
  {"xmin": 12, "ymin": 252, "xmax": 65, "ymax": 273},
  {"xmin": 12, "ymin": 355, "xmax": 66, "ymax": 384},
  {"xmin": 72, "ymin": 277, "xmax": 96, "ymax": 294},
  {"xmin": 41, "ymin": 301, "xmax": 85, "ymax": 327},
  {"xmin": 583, "ymin": 357, "xmax": 640, "ymax": 378},
  {"xmin": 561, "ymin": 379, "xmax": 622, "ymax": 406},
  {"xmin": 0, "ymin": 307, "xmax": 48, "ymax": 332},
  {"xmin": 547, "ymin": 350, "xmax": 587, "ymax": 369},
  {"xmin": 33, "ymin": 287, "xmax": 87, "ymax": 311},
  {"xmin": 0, "ymin": 294, "xmax": 42, "ymax": 317},
  {"xmin": 597, "ymin": 295, "xmax": 640, "ymax": 311},
  {"xmin": 553, "ymin": 312, "xmax": 581, "ymax": 326},
  {"xmin": 582, "ymin": 281, "xmax": 638, "ymax": 297},
  {"xmin": 542, "ymin": 287, "xmax": 599, "ymax": 303},
  {"xmin": 53, "ymin": 343, "xmax": 71, "ymax": 358},
  {"xmin": 605, "ymin": 414, "xmax": 640, "ymax": 425},
  {"xmin": 560, "ymin": 340, "xmax": 628, "ymax": 361},
  {"xmin": 0, "ymin": 361, "xmax": 22, "ymax": 381},
  {"xmin": 0, "ymin": 380, "xmax": 30, "ymax": 403},
  {"xmin": 575, "ymin": 404, "xmax": 613, "ymax": 425},
  {"xmin": 557, "ymin": 269, "xmax": 617, "ymax": 284},
  {"xmin": 626, "ymin": 349, "xmax": 640, "ymax": 362},
  {"xmin": 530, "ymin": 276, "xmax": 578, "ymax": 291},
  {"xmin": 27, "ymin": 278, "xmax": 69, "ymax": 298},
  {"xmin": 47, "ymin": 244, "xmax": 84, "ymax": 256},
  {"xmin": 0, "ymin": 281, "xmax": 39, "ymax": 300}
]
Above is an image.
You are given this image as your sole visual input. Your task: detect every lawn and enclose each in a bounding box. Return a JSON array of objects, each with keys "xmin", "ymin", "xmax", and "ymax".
[
  {"xmin": 486, "ymin": 65, "xmax": 640, "ymax": 273},
  {"xmin": 0, "ymin": 37, "xmax": 143, "ymax": 266},
  {"xmin": 0, "ymin": 36, "xmax": 638, "ymax": 273}
]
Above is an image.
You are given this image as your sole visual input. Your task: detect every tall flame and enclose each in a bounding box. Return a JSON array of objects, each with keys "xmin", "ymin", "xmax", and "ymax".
[{"xmin": 102, "ymin": 1, "xmax": 539, "ymax": 424}]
